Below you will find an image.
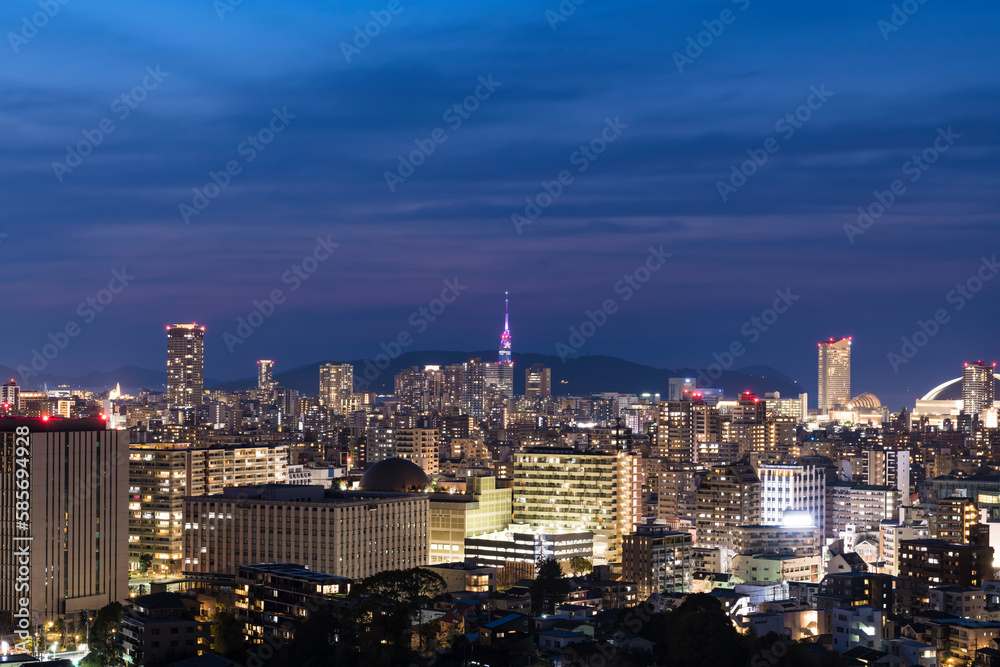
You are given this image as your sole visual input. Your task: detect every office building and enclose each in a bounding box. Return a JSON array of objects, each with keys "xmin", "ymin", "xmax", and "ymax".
[
  {"xmin": 428, "ymin": 476, "xmax": 512, "ymax": 564},
  {"xmin": 0, "ymin": 417, "xmax": 129, "ymax": 622},
  {"xmin": 257, "ymin": 359, "xmax": 275, "ymax": 392},
  {"xmin": 183, "ymin": 485, "xmax": 429, "ymax": 578},
  {"xmin": 668, "ymin": 378, "xmax": 696, "ymax": 402},
  {"xmin": 621, "ymin": 524, "xmax": 693, "ymax": 597},
  {"xmin": 464, "ymin": 527, "xmax": 593, "ymax": 569},
  {"xmin": 758, "ymin": 463, "xmax": 825, "ymax": 535},
  {"xmin": 695, "ymin": 463, "xmax": 761, "ymax": 552},
  {"xmin": 963, "ymin": 361, "xmax": 996, "ymax": 418},
  {"xmin": 319, "ymin": 363, "xmax": 354, "ymax": 414},
  {"xmin": 733, "ymin": 525, "xmax": 820, "ymax": 557},
  {"xmin": 1, "ymin": 379, "xmax": 20, "ymax": 412},
  {"xmin": 512, "ymin": 448, "xmax": 641, "ymax": 561},
  {"xmin": 167, "ymin": 323, "xmax": 205, "ymax": 410},
  {"xmin": 818, "ymin": 337, "xmax": 851, "ymax": 413},
  {"xmin": 525, "ymin": 364, "xmax": 552, "ymax": 399},
  {"xmin": 129, "ymin": 442, "xmax": 290, "ymax": 573}
]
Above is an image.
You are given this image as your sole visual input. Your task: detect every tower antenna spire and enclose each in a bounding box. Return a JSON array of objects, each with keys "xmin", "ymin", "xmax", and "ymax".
[{"xmin": 499, "ymin": 292, "xmax": 511, "ymax": 364}]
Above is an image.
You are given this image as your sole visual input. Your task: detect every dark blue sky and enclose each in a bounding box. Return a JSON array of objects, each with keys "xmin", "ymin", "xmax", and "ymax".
[{"xmin": 2, "ymin": 0, "xmax": 998, "ymax": 409}]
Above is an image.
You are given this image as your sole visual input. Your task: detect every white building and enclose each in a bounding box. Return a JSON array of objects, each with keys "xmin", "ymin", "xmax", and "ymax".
[{"xmin": 758, "ymin": 463, "xmax": 826, "ymax": 536}]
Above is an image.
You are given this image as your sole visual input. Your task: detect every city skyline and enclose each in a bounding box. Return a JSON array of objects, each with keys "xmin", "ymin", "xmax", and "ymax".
[{"xmin": 2, "ymin": 0, "xmax": 998, "ymax": 412}]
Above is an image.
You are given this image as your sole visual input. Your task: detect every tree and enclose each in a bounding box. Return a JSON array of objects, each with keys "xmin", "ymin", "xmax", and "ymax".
[
  {"xmin": 569, "ymin": 557, "xmax": 593, "ymax": 576},
  {"xmin": 138, "ymin": 553, "xmax": 153, "ymax": 575},
  {"xmin": 211, "ymin": 611, "xmax": 246, "ymax": 658},
  {"xmin": 531, "ymin": 557, "xmax": 569, "ymax": 615},
  {"xmin": 80, "ymin": 602, "xmax": 125, "ymax": 667}
]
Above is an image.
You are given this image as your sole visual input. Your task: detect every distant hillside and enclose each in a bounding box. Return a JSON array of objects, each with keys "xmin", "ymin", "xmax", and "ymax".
[
  {"xmin": 214, "ymin": 351, "xmax": 803, "ymax": 398},
  {"xmin": 2, "ymin": 352, "xmax": 802, "ymax": 398},
  {"xmin": 0, "ymin": 364, "xmax": 216, "ymax": 393}
]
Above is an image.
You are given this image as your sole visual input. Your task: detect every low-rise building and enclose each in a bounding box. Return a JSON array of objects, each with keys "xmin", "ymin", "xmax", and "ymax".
[
  {"xmin": 732, "ymin": 554, "xmax": 822, "ymax": 584},
  {"xmin": 235, "ymin": 563, "xmax": 351, "ymax": 643},
  {"xmin": 121, "ymin": 592, "xmax": 208, "ymax": 666},
  {"xmin": 420, "ymin": 561, "xmax": 496, "ymax": 593},
  {"xmin": 831, "ymin": 606, "xmax": 887, "ymax": 654}
]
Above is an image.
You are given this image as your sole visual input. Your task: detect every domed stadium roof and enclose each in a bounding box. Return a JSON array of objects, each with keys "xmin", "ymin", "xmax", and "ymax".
[
  {"xmin": 359, "ymin": 457, "xmax": 429, "ymax": 492},
  {"xmin": 848, "ymin": 392, "xmax": 882, "ymax": 409},
  {"xmin": 922, "ymin": 375, "xmax": 1000, "ymax": 401}
]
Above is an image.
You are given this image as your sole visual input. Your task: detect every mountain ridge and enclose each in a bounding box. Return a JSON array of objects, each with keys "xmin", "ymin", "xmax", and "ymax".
[{"xmin": 2, "ymin": 352, "xmax": 803, "ymax": 398}]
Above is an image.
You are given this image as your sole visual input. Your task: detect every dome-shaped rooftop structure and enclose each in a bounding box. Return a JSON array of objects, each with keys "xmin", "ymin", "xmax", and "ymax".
[
  {"xmin": 848, "ymin": 392, "xmax": 882, "ymax": 409},
  {"xmin": 359, "ymin": 457, "xmax": 429, "ymax": 492}
]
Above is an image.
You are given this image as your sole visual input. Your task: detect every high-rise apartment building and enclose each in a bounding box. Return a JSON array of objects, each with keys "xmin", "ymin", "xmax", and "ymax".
[
  {"xmin": 758, "ymin": 463, "xmax": 826, "ymax": 535},
  {"xmin": 525, "ymin": 364, "xmax": 552, "ymax": 399},
  {"xmin": 319, "ymin": 363, "xmax": 353, "ymax": 414},
  {"xmin": 167, "ymin": 324, "xmax": 205, "ymax": 410},
  {"xmin": 257, "ymin": 360, "xmax": 275, "ymax": 392},
  {"xmin": 512, "ymin": 448, "xmax": 641, "ymax": 561},
  {"xmin": 695, "ymin": 463, "xmax": 761, "ymax": 552},
  {"xmin": 858, "ymin": 449, "xmax": 911, "ymax": 499},
  {"xmin": 826, "ymin": 481, "xmax": 898, "ymax": 541},
  {"xmin": 963, "ymin": 361, "xmax": 996, "ymax": 418},
  {"xmin": 818, "ymin": 337, "xmax": 851, "ymax": 413},
  {"xmin": 897, "ymin": 540, "xmax": 993, "ymax": 610},
  {"xmin": 655, "ymin": 400, "xmax": 695, "ymax": 462},
  {"xmin": 936, "ymin": 497, "xmax": 980, "ymax": 544},
  {"xmin": 1, "ymin": 417, "xmax": 129, "ymax": 622},
  {"xmin": 395, "ymin": 427, "xmax": 440, "ymax": 475},
  {"xmin": 129, "ymin": 442, "xmax": 290, "ymax": 572},
  {"xmin": 461, "ymin": 359, "xmax": 488, "ymax": 419},
  {"xmin": 622, "ymin": 524, "xmax": 693, "ymax": 597}
]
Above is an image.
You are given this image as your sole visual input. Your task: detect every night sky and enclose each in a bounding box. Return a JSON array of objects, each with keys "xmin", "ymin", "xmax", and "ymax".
[{"xmin": 2, "ymin": 0, "xmax": 998, "ymax": 409}]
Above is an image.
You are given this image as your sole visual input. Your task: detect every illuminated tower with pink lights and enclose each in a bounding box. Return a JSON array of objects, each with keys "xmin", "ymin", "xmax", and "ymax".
[{"xmin": 496, "ymin": 293, "xmax": 513, "ymax": 399}]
